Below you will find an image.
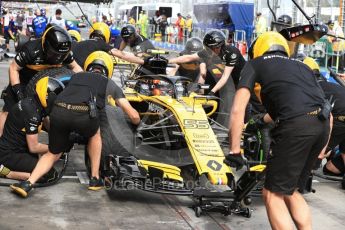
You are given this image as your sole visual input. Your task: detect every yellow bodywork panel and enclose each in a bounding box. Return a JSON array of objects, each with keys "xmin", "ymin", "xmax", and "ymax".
[
  {"xmin": 124, "ymin": 88, "xmax": 144, "ymax": 102},
  {"xmin": 250, "ymin": 164, "xmax": 266, "ymax": 172},
  {"xmin": 138, "ymin": 160, "xmax": 183, "ymax": 182},
  {"xmin": 112, "ymin": 56, "xmax": 133, "ymax": 66},
  {"xmin": 125, "ymin": 88, "xmax": 232, "ymax": 185}
]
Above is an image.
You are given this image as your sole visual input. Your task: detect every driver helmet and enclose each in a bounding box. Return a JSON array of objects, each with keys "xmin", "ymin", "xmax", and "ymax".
[
  {"xmin": 151, "ymin": 79, "xmax": 172, "ymax": 96},
  {"xmin": 89, "ymin": 22, "xmax": 111, "ymax": 43},
  {"xmin": 42, "ymin": 25, "xmax": 72, "ymax": 64},
  {"xmin": 252, "ymin": 31, "xmax": 290, "ymax": 58},
  {"xmin": 203, "ymin": 29, "xmax": 226, "ymax": 49},
  {"xmin": 68, "ymin": 30, "xmax": 81, "ymax": 42},
  {"xmin": 35, "ymin": 77, "xmax": 65, "ymax": 110},
  {"xmin": 84, "ymin": 51, "xmax": 114, "ymax": 79},
  {"xmin": 181, "ymin": 37, "xmax": 203, "ymax": 55}
]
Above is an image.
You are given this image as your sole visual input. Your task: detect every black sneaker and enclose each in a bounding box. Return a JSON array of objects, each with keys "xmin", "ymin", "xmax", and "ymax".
[
  {"xmin": 10, "ymin": 181, "xmax": 33, "ymax": 198},
  {"xmin": 88, "ymin": 177, "xmax": 104, "ymax": 191}
]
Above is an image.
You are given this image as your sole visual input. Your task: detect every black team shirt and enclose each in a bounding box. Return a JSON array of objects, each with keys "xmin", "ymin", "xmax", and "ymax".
[{"xmin": 238, "ymin": 54, "xmax": 325, "ymax": 121}]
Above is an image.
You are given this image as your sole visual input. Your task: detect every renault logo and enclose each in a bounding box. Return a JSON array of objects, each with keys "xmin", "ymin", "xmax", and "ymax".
[{"xmin": 207, "ymin": 160, "xmax": 222, "ymax": 171}]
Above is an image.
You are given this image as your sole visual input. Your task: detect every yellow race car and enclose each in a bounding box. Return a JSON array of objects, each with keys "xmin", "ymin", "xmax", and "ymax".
[{"xmin": 84, "ymin": 53, "xmax": 265, "ymax": 218}]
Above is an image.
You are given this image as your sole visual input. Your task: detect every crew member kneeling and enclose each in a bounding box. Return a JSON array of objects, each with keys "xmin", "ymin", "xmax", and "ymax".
[
  {"xmin": 0, "ymin": 77, "xmax": 64, "ymax": 181},
  {"xmin": 10, "ymin": 51, "xmax": 140, "ymax": 197}
]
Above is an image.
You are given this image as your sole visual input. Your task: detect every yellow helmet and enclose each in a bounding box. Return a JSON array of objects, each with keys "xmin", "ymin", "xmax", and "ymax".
[
  {"xmin": 303, "ymin": 57, "xmax": 320, "ymax": 72},
  {"xmin": 36, "ymin": 77, "xmax": 65, "ymax": 108},
  {"xmin": 89, "ymin": 22, "xmax": 110, "ymax": 43},
  {"xmin": 84, "ymin": 51, "xmax": 114, "ymax": 78},
  {"xmin": 253, "ymin": 31, "xmax": 290, "ymax": 58},
  {"xmin": 68, "ymin": 30, "xmax": 81, "ymax": 42}
]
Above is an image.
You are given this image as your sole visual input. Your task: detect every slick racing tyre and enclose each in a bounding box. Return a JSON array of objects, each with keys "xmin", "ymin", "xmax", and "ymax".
[
  {"xmin": 84, "ymin": 105, "xmax": 136, "ymax": 176},
  {"xmin": 26, "ymin": 67, "xmax": 74, "ymax": 97},
  {"xmin": 15, "ymin": 34, "xmax": 30, "ymax": 52}
]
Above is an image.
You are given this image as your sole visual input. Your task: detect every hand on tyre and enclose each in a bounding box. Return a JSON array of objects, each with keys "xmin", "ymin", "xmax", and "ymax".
[
  {"xmin": 224, "ymin": 153, "xmax": 246, "ymax": 170},
  {"xmin": 143, "ymin": 56, "xmax": 153, "ymax": 67}
]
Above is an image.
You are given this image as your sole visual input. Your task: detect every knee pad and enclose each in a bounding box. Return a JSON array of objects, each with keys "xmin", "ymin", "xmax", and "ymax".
[{"xmin": 0, "ymin": 164, "xmax": 10, "ymax": 177}]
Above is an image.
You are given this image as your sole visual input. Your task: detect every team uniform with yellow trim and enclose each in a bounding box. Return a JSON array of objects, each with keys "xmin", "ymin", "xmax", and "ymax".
[
  {"xmin": 317, "ymin": 74, "xmax": 345, "ymax": 174},
  {"xmin": 71, "ymin": 39, "xmax": 113, "ymax": 68},
  {"xmin": 197, "ymin": 45, "xmax": 245, "ymax": 89},
  {"xmin": 126, "ymin": 34, "xmax": 155, "ymax": 55},
  {"xmin": 0, "ymin": 98, "xmax": 43, "ymax": 173},
  {"xmin": 49, "ymin": 72, "xmax": 124, "ymax": 154},
  {"xmin": 197, "ymin": 45, "xmax": 245, "ymax": 127},
  {"xmin": 239, "ymin": 53, "xmax": 329, "ymax": 194},
  {"xmin": 3, "ymin": 39, "xmax": 74, "ymax": 112}
]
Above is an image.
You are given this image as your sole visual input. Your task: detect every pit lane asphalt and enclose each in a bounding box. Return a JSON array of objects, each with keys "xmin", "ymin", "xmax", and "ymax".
[{"xmin": 0, "ymin": 54, "xmax": 345, "ymax": 230}]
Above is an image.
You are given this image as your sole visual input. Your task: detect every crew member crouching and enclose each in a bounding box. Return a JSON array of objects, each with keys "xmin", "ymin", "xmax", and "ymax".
[{"xmin": 10, "ymin": 51, "xmax": 140, "ymax": 197}]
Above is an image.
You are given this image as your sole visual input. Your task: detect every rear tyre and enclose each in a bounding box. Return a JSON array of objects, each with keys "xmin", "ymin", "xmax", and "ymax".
[
  {"xmin": 15, "ymin": 34, "xmax": 30, "ymax": 52},
  {"xmin": 25, "ymin": 67, "xmax": 74, "ymax": 97}
]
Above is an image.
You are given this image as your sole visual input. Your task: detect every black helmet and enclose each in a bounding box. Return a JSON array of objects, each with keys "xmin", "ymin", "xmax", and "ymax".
[
  {"xmin": 42, "ymin": 25, "xmax": 72, "ymax": 64},
  {"xmin": 121, "ymin": 25, "xmax": 137, "ymax": 42},
  {"xmin": 277, "ymin": 15, "xmax": 292, "ymax": 26},
  {"xmin": 203, "ymin": 29, "xmax": 226, "ymax": 48},
  {"xmin": 182, "ymin": 37, "xmax": 203, "ymax": 55}
]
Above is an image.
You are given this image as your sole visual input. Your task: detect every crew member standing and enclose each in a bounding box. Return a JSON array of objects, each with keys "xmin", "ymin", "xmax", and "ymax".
[
  {"xmin": 119, "ymin": 24, "xmax": 155, "ymax": 55},
  {"xmin": 71, "ymin": 22, "xmax": 146, "ymax": 69},
  {"xmin": 169, "ymin": 30, "xmax": 246, "ymax": 128},
  {"xmin": 49, "ymin": 9, "xmax": 66, "ymax": 29},
  {"xmin": 32, "ymin": 9, "xmax": 48, "ymax": 38},
  {"xmin": 226, "ymin": 32, "xmax": 330, "ymax": 230}
]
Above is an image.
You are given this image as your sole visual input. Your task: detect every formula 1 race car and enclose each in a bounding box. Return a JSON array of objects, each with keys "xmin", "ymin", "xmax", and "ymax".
[
  {"xmin": 20, "ymin": 52, "xmax": 265, "ymax": 217},
  {"xmin": 83, "ymin": 53, "xmax": 266, "ymax": 218}
]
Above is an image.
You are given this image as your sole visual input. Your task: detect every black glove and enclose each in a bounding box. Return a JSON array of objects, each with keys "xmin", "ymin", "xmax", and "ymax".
[
  {"xmin": 143, "ymin": 56, "xmax": 153, "ymax": 67},
  {"xmin": 250, "ymin": 113, "xmax": 266, "ymax": 128},
  {"xmin": 224, "ymin": 153, "xmax": 246, "ymax": 170},
  {"xmin": 208, "ymin": 91, "xmax": 215, "ymax": 96},
  {"xmin": 12, "ymin": 84, "xmax": 25, "ymax": 101},
  {"xmin": 160, "ymin": 56, "xmax": 168, "ymax": 63}
]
